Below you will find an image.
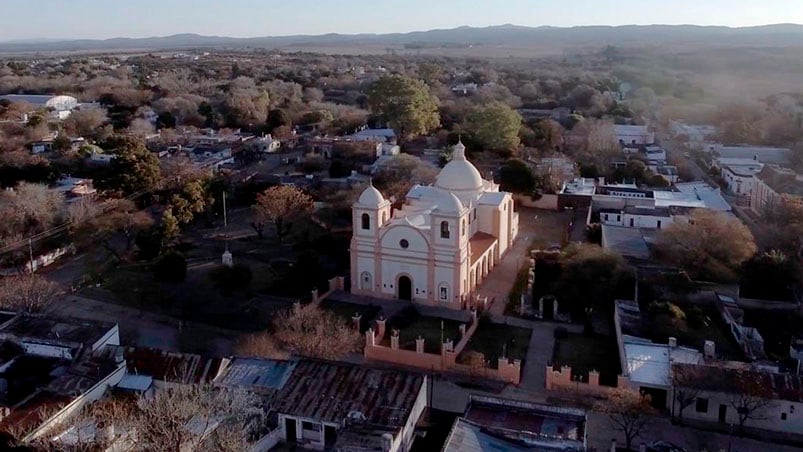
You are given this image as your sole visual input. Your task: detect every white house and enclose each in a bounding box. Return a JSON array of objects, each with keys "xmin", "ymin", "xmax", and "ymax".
[
  {"xmin": 643, "ymin": 145, "xmax": 666, "ymax": 164},
  {"xmin": 600, "ymin": 205, "xmax": 673, "ymax": 229},
  {"xmin": 615, "ymin": 125, "xmax": 654, "ymax": 146},
  {"xmin": 350, "ymin": 141, "xmax": 519, "ymax": 308},
  {"xmin": 671, "ymin": 363, "xmax": 803, "ymax": 435},
  {"xmin": 715, "ymin": 157, "xmax": 764, "ymax": 196}
]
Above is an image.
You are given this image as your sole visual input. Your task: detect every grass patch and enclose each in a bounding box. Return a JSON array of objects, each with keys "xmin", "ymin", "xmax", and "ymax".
[
  {"xmin": 552, "ymin": 333, "xmax": 621, "ymax": 386},
  {"xmin": 385, "ymin": 307, "xmax": 463, "ymax": 354},
  {"xmin": 319, "ymin": 300, "xmax": 381, "ymax": 333},
  {"xmin": 461, "ymin": 321, "xmax": 531, "ymax": 368}
]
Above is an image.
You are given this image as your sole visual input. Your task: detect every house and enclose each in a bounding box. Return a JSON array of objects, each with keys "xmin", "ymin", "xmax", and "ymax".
[
  {"xmin": 715, "ymin": 294, "xmax": 766, "ymax": 361},
  {"xmin": 620, "ymin": 335, "xmax": 704, "ymax": 409},
  {"xmin": 451, "ymin": 83, "xmax": 478, "ymax": 95},
  {"xmin": 750, "ymin": 165, "xmax": 803, "ymax": 215},
  {"xmin": 352, "ymin": 128, "xmax": 397, "ymax": 143},
  {"xmin": 715, "ymin": 157, "xmax": 764, "ymax": 196},
  {"xmin": 706, "ymin": 144, "xmax": 791, "ymax": 165},
  {"xmin": 0, "ymin": 313, "xmax": 125, "ymax": 442},
  {"xmin": 643, "ymin": 145, "xmax": 666, "ymax": 164},
  {"xmin": 52, "ymin": 177, "xmax": 96, "ymax": 203},
  {"xmin": 350, "ymin": 141, "xmax": 519, "ymax": 307},
  {"xmin": 670, "ymin": 121, "xmax": 716, "ymax": 148},
  {"xmin": 442, "ymin": 395, "xmax": 587, "ymax": 451},
  {"xmin": 615, "ymin": 125, "xmax": 654, "ymax": 146},
  {"xmin": 670, "ymin": 363, "xmax": 803, "ymax": 435},
  {"xmin": 601, "ymin": 225, "xmax": 652, "ymax": 260},
  {"xmin": 653, "ymin": 165, "xmax": 679, "ymax": 184},
  {"xmin": 599, "ymin": 205, "xmax": 672, "ymax": 229},
  {"xmin": 214, "ymin": 357, "xmax": 427, "ymax": 452}
]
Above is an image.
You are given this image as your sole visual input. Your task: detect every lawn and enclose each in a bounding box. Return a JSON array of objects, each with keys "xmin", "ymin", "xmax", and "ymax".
[
  {"xmin": 385, "ymin": 307, "xmax": 463, "ymax": 354},
  {"xmin": 461, "ymin": 321, "xmax": 531, "ymax": 368},
  {"xmin": 319, "ymin": 300, "xmax": 381, "ymax": 333},
  {"xmin": 552, "ymin": 333, "xmax": 621, "ymax": 386}
]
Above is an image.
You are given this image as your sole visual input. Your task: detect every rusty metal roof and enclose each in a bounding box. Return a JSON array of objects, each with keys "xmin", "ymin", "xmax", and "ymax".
[
  {"xmin": 272, "ymin": 360, "xmax": 424, "ymax": 428},
  {"xmin": 120, "ymin": 346, "xmax": 225, "ymax": 385}
]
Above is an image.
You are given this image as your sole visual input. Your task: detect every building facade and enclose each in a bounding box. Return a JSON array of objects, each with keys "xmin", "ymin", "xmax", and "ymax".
[{"xmin": 350, "ymin": 142, "xmax": 519, "ymax": 308}]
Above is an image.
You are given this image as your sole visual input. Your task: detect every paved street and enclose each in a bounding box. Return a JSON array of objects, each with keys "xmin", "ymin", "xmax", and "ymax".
[{"xmin": 50, "ymin": 294, "xmax": 239, "ymax": 356}]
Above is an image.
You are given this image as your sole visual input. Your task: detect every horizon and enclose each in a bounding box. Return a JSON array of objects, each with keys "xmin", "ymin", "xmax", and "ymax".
[{"xmin": 2, "ymin": 0, "xmax": 803, "ymax": 41}]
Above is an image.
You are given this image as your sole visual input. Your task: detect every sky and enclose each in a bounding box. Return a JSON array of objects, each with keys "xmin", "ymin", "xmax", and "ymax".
[{"xmin": 1, "ymin": 0, "xmax": 802, "ymax": 41}]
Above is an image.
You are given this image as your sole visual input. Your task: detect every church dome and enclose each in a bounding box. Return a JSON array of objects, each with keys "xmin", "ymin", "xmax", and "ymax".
[
  {"xmin": 358, "ymin": 184, "xmax": 385, "ymax": 206},
  {"xmin": 436, "ymin": 192, "xmax": 464, "ymax": 214},
  {"xmin": 435, "ymin": 141, "xmax": 483, "ymax": 193}
]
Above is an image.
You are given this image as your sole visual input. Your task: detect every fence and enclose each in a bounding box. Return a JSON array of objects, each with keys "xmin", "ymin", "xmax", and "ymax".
[
  {"xmin": 544, "ymin": 364, "xmax": 629, "ymax": 397},
  {"xmin": 361, "ymin": 310, "xmax": 521, "ymax": 384}
]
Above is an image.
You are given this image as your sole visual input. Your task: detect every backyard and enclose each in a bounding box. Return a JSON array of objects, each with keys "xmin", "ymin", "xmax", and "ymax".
[{"xmin": 552, "ymin": 332, "xmax": 621, "ymax": 386}]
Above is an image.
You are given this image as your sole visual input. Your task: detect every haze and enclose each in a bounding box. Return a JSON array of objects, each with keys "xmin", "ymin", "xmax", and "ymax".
[{"xmin": 2, "ymin": 0, "xmax": 802, "ymax": 41}]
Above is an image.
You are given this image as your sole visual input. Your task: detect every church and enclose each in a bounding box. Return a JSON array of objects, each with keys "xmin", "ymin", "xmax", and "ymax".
[{"xmin": 350, "ymin": 141, "xmax": 519, "ymax": 308}]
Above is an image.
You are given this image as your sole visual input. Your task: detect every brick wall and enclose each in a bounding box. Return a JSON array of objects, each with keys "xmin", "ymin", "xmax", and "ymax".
[{"xmin": 545, "ymin": 364, "xmax": 629, "ymax": 397}]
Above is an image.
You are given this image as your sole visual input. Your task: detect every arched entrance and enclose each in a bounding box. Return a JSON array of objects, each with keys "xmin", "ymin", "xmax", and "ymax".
[{"xmin": 398, "ymin": 275, "xmax": 412, "ymax": 301}]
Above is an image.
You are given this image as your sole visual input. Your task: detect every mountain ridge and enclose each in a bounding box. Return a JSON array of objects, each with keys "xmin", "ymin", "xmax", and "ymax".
[{"xmin": 2, "ymin": 23, "xmax": 803, "ymax": 53}]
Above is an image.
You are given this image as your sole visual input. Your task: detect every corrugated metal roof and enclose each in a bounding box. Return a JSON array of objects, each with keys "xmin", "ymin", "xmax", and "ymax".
[{"xmin": 272, "ymin": 360, "xmax": 424, "ymax": 427}]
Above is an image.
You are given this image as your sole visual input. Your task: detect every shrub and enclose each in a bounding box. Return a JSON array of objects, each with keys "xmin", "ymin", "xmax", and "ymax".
[{"xmin": 153, "ymin": 251, "xmax": 187, "ymax": 282}]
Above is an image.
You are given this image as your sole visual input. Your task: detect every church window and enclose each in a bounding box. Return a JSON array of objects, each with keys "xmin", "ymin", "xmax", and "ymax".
[
  {"xmin": 361, "ymin": 213, "xmax": 370, "ymax": 230},
  {"xmin": 399, "ymin": 239, "xmax": 409, "ymax": 249},
  {"xmin": 438, "ymin": 284, "xmax": 450, "ymax": 301},
  {"xmin": 462, "ymin": 219, "xmax": 466, "ymax": 236},
  {"xmin": 440, "ymin": 221, "xmax": 450, "ymax": 238},
  {"xmin": 473, "ymin": 209, "xmax": 477, "ymax": 220}
]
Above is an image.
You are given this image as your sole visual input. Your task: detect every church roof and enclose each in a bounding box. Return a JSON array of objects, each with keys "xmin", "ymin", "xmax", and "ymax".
[{"xmin": 436, "ymin": 141, "xmax": 484, "ymax": 193}]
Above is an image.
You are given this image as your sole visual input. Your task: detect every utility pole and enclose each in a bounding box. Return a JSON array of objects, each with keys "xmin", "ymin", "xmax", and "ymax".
[
  {"xmin": 28, "ymin": 237, "xmax": 34, "ymax": 274},
  {"xmin": 221, "ymin": 191, "xmax": 233, "ymax": 267}
]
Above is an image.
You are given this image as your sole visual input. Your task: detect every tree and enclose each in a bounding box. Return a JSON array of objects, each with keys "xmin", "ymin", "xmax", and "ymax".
[
  {"xmin": 222, "ymin": 76, "xmax": 270, "ymax": 128},
  {"xmin": 367, "ymin": 75, "xmax": 440, "ymax": 141},
  {"xmin": 169, "ymin": 180, "xmax": 209, "ymax": 225},
  {"xmin": 153, "ymin": 251, "xmax": 187, "ymax": 282},
  {"xmin": 671, "ymin": 365, "xmax": 700, "ymax": 425},
  {"xmin": 96, "ymin": 135, "xmax": 161, "ymax": 196},
  {"xmin": 726, "ymin": 369, "xmax": 773, "ymax": 432},
  {"xmin": 0, "ymin": 274, "xmax": 63, "ymax": 313},
  {"xmin": 72, "ymin": 198, "xmax": 154, "ymax": 261},
  {"xmin": 63, "ymin": 108, "xmax": 109, "ymax": 138},
  {"xmin": 373, "ymin": 154, "xmax": 438, "ymax": 201},
  {"xmin": 499, "ymin": 159, "xmax": 535, "ymax": 195},
  {"xmin": 266, "ymin": 303, "xmax": 361, "ymax": 360},
  {"xmin": 556, "ymin": 243, "xmax": 627, "ymax": 321},
  {"xmin": 464, "ymin": 101, "xmax": 522, "ymax": 155},
  {"xmin": 161, "ymin": 207, "xmax": 181, "ymax": 242},
  {"xmin": 0, "ymin": 182, "xmax": 65, "ymax": 239},
  {"xmin": 252, "ymin": 186, "xmax": 313, "ymax": 243},
  {"xmin": 596, "ymin": 389, "xmax": 655, "ymax": 451},
  {"xmin": 60, "ymin": 386, "xmax": 265, "ymax": 452},
  {"xmin": 655, "ymin": 210, "xmax": 757, "ymax": 282}
]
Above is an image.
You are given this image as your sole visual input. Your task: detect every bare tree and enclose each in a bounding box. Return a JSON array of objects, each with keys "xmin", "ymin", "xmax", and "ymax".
[
  {"xmin": 596, "ymin": 389, "xmax": 655, "ymax": 451},
  {"xmin": 0, "ymin": 274, "xmax": 63, "ymax": 313},
  {"xmin": 0, "ymin": 182, "xmax": 66, "ymax": 239},
  {"xmin": 671, "ymin": 365, "xmax": 700, "ymax": 425},
  {"xmin": 240, "ymin": 303, "xmax": 361, "ymax": 361},
  {"xmin": 72, "ymin": 199, "xmax": 154, "ymax": 261},
  {"xmin": 727, "ymin": 372, "xmax": 773, "ymax": 432},
  {"xmin": 373, "ymin": 154, "xmax": 438, "ymax": 201},
  {"xmin": 252, "ymin": 186, "xmax": 313, "ymax": 242},
  {"xmin": 63, "ymin": 108, "xmax": 109, "ymax": 138}
]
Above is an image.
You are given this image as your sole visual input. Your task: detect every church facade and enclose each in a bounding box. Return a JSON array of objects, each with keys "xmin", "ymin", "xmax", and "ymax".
[{"xmin": 349, "ymin": 142, "xmax": 519, "ymax": 308}]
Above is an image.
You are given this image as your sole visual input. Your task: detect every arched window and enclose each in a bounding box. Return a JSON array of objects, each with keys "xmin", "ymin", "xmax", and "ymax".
[
  {"xmin": 438, "ymin": 283, "xmax": 450, "ymax": 302},
  {"xmin": 360, "ymin": 272, "xmax": 372, "ymax": 290},
  {"xmin": 440, "ymin": 221, "xmax": 450, "ymax": 238},
  {"xmin": 461, "ymin": 219, "xmax": 466, "ymax": 236},
  {"xmin": 361, "ymin": 213, "xmax": 370, "ymax": 230}
]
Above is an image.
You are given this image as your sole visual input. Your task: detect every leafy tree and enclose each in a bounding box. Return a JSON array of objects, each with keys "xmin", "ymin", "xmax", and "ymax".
[
  {"xmin": 655, "ymin": 210, "xmax": 757, "ymax": 282},
  {"xmin": 464, "ymin": 101, "xmax": 522, "ymax": 155},
  {"xmin": 596, "ymin": 389, "xmax": 655, "ymax": 452},
  {"xmin": 63, "ymin": 108, "xmax": 109, "ymax": 139},
  {"xmin": 222, "ymin": 76, "xmax": 270, "ymax": 128},
  {"xmin": 169, "ymin": 180, "xmax": 209, "ymax": 224},
  {"xmin": 367, "ymin": 75, "xmax": 440, "ymax": 141},
  {"xmin": 153, "ymin": 251, "xmax": 187, "ymax": 282},
  {"xmin": 161, "ymin": 207, "xmax": 181, "ymax": 241},
  {"xmin": 266, "ymin": 108, "xmax": 291, "ymax": 131},
  {"xmin": 499, "ymin": 159, "xmax": 535, "ymax": 195},
  {"xmin": 372, "ymin": 154, "xmax": 438, "ymax": 201},
  {"xmin": 96, "ymin": 135, "xmax": 161, "ymax": 196},
  {"xmin": 556, "ymin": 243, "xmax": 627, "ymax": 322},
  {"xmin": 252, "ymin": 185, "xmax": 313, "ymax": 243}
]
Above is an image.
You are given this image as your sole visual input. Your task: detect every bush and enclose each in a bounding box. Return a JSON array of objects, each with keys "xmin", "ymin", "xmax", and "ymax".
[{"xmin": 153, "ymin": 251, "xmax": 187, "ymax": 282}]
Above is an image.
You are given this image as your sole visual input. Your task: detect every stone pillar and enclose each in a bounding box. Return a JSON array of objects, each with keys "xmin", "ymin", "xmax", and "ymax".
[
  {"xmin": 639, "ymin": 443, "xmax": 647, "ymax": 452},
  {"xmin": 365, "ymin": 328, "xmax": 375, "ymax": 347},
  {"xmin": 222, "ymin": 250, "xmax": 233, "ymax": 267},
  {"xmin": 415, "ymin": 336, "xmax": 425, "ymax": 353},
  {"xmin": 589, "ymin": 370, "xmax": 600, "ymax": 386},
  {"xmin": 443, "ymin": 340, "xmax": 454, "ymax": 354},
  {"xmin": 470, "ymin": 308, "xmax": 478, "ymax": 324},
  {"xmin": 610, "ymin": 439, "xmax": 616, "ymax": 452},
  {"xmin": 538, "ymin": 298, "xmax": 544, "ymax": 318},
  {"xmin": 552, "ymin": 298, "xmax": 558, "ymax": 317},
  {"xmin": 311, "ymin": 289, "xmax": 319, "ymax": 304},
  {"xmin": 390, "ymin": 331, "xmax": 399, "ymax": 350},
  {"xmin": 458, "ymin": 324, "xmax": 466, "ymax": 337},
  {"xmin": 352, "ymin": 314, "xmax": 362, "ymax": 331},
  {"xmin": 375, "ymin": 317, "xmax": 386, "ymax": 339}
]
